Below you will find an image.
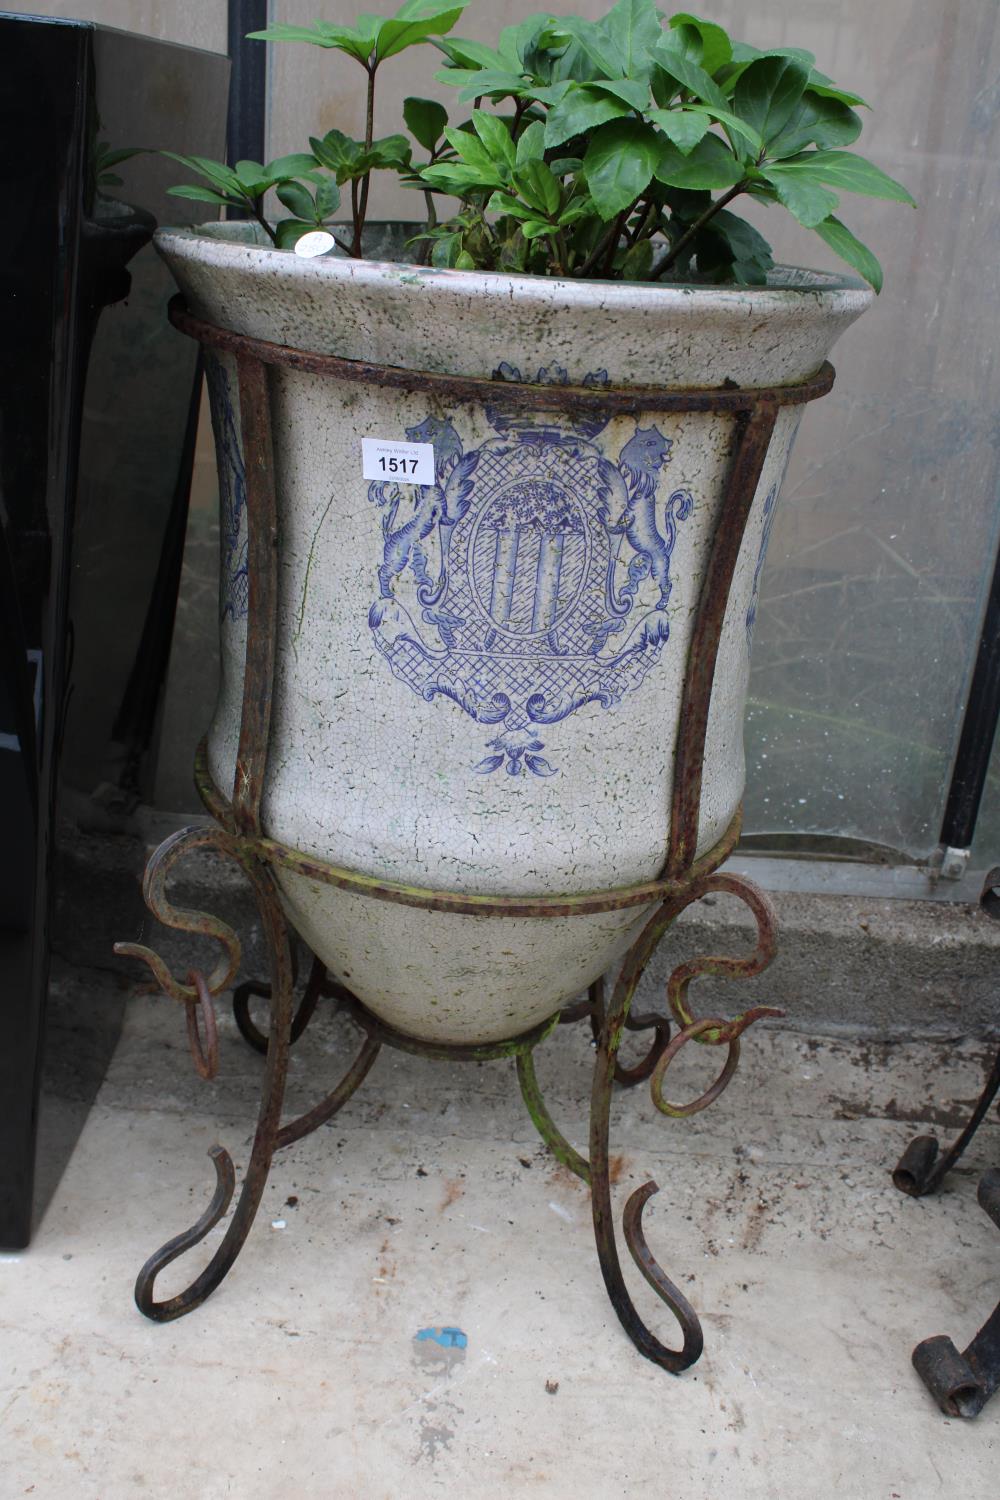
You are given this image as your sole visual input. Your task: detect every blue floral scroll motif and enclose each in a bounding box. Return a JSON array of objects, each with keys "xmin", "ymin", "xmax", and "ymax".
[
  {"xmin": 367, "ymin": 363, "xmax": 694, "ymax": 776},
  {"xmin": 745, "ymin": 483, "xmax": 778, "ymax": 652},
  {"xmin": 204, "ymin": 357, "xmax": 249, "ymax": 622}
]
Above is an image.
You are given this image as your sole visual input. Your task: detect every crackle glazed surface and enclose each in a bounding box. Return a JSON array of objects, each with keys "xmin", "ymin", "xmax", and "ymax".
[{"xmin": 157, "ymin": 224, "xmax": 870, "ymax": 1044}]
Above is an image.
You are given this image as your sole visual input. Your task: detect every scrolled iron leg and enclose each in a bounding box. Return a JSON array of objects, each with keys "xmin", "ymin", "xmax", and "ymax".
[
  {"xmin": 585, "ymin": 873, "xmax": 780, "ymax": 1372},
  {"xmin": 123, "ymin": 836, "xmax": 296, "ymax": 1322},
  {"xmin": 911, "ymin": 1170, "xmax": 1000, "ymax": 1418},
  {"xmin": 590, "ymin": 971, "xmax": 703, "ymax": 1373}
]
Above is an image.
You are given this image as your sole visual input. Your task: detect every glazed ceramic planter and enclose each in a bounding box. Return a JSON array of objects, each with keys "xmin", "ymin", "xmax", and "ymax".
[{"xmin": 157, "ymin": 222, "xmax": 870, "ymax": 1045}]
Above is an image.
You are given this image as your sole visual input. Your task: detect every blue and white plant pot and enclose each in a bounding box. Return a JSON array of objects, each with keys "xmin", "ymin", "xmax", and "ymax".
[{"xmin": 156, "ymin": 223, "xmax": 870, "ymax": 1044}]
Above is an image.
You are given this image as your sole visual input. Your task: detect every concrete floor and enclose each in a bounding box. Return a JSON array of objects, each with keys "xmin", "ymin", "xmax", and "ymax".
[{"xmin": 3, "ymin": 968, "xmax": 998, "ymax": 1498}]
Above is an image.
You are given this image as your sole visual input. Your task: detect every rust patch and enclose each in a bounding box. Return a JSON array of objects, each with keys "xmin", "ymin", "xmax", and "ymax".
[
  {"xmin": 608, "ymin": 1153, "xmax": 629, "ymax": 1186},
  {"xmin": 439, "ymin": 1178, "xmax": 464, "ymax": 1211}
]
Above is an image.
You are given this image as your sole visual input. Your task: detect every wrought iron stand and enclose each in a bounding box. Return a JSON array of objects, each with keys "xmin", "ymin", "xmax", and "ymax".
[{"xmin": 115, "ymin": 298, "xmax": 834, "ymax": 1372}]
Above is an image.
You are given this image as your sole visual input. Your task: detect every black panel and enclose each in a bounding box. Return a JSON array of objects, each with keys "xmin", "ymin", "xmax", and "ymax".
[{"xmin": 0, "ymin": 15, "xmax": 229, "ymax": 1247}]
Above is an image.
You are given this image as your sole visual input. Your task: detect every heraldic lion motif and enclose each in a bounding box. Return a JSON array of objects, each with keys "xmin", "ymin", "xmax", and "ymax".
[{"xmin": 367, "ymin": 364, "xmax": 694, "ymax": 777}]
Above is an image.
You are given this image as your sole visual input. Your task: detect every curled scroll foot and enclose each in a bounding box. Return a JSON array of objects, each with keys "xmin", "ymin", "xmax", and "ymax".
[
  {"xmin": 591, "ymin": 1160, "xmax": 704, "ymax": 1375},
  {"xmin": 622, "ymin": 1181, "xmax": 704, "ymax": 1371},
  {"xmin": 128, "ymin": 839, "xmax": 296, "ymax": 1324},
  {"xmin": 135, "ymin": 1146, "xmax": 236, "ymax": 1322},
  {"xmin": 591, "ymin": 1005, "xmax": 706, "ymax": 1373}
]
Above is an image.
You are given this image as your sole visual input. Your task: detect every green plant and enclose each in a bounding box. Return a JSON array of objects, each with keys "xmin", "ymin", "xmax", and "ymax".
[{"xmin": 166, "ymin": 0, "xmax": 913, "ymax": 290}]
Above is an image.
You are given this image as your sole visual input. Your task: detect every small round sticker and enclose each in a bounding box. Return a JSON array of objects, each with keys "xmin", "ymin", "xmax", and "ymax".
[{"xmin": 294, "ymin": 230, "xmax": 335, "ymax": 258}]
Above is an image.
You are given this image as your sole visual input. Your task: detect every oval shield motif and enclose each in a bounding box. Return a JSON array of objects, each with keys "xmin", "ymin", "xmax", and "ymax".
[{"xmin": 367, "ymin": 366, "xmax": 694, "ymax": 777}]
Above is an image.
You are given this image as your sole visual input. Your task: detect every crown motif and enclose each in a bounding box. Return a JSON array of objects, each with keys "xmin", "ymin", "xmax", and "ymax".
[{"xmin": 485, "ymin": 362, "xmax": 611, "ymax": 441}]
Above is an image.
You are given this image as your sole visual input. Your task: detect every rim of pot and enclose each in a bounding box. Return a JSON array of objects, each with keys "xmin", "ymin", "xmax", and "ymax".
[{"xmin": 156, "ymin": 220, "xmax": 871, "ymax": 303}]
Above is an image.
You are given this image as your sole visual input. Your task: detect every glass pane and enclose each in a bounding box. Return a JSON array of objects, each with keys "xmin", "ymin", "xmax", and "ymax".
[{"xmin": 715, "ymin": 0, "xmax": 1000, "ymax": 858}]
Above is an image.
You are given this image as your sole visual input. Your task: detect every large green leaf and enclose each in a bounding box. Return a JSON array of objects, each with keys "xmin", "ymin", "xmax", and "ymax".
[
  {"xmin": 653, "ymin": 38, "xmax": 729, "ymax": 109},
  {"xmin": 403, "ymin": 96, "xmax": 448, "ymax": 151},
  {"xmin": 812, "ymin": 214, "xmax": 883, "ymax": 291},
  {"xmin": 807, "ymin": 69, "xmax": 869, "ymax": 109},
  {"xmin": 667, "ymin": 12, "xmax": 733, "ymax": 75},
  {"xmin": 444, "ymin": 124, "xmax": 501, "ymax": 174},
  {"xmin": 599, "ymin": 0, "xmax": 662, "ymax": 80},
  {"xmin": 421, "ymin": 160, "xmax": 499, "ymax": 191},
  {"xmin": 233, "ymin": 159, "xmax": 273, "ymax": 195},
  {"xmin": 543, "ymin": 84, "xmax": 630, "ymax": 149},
  {"xmin": 704, "ymin": 208, "xmax": 773, "ymax": 268},
  {"xmin": 590, "ymin": 77, "xmax": 651, "ymax": 110},
  {"xmin": 166, "ymin": 184, "xmax": 235, "ymax": 206},
  {"xmin": 683, "ymin": 102, "xmax": 764, "ymax": 156},
  {"xmin": 444, "ymin": 68, "xmax": 535, "ymax": 103},
  {"xmin": 549, "ymin": 35, "xmax": 603, "ymax": 87},
  {"xmin": 376, "ymin": 0, "xmax": 469, "ymax": 62},
  {"xmin": 733, "ymin": 55, "xmax": 811, "ymax": 145},
  {"xmin": 583, "ymin": 118, "xmax": 662, "ymax": 219},
  {"xmin": 275, "ymin": 219, "xmax": 321, "ymax": 249},
  {"xmin": 516, "ymin": 119, "xmax": 546, "ymax": 167},
  {"xmin": 514, "ymin": 159, "xmax": 561, "ymax": 216},
  {"xmin": 434, "ymin": 35, "xmax": 512, "ymax": 70},
  {"xmin": 549, "ymin": 17, "xmax": 626, "ymax": 79},
  {"xmin": 692, "ymin": 207, "xmax": 774, "ymax": 285},
  {"xmin": 472, "ymin": 109, "xmax": 516, "ymax": 167},
  {"xmin": 266, "ymin": 153, "xmax": 320, "ymax": 180},
  {"xmin": 784, "ymin": 150, "xmax": 915, "ymax": 204},
  {"xmin": 247, "ymin": 21, "xmax": 375, "ymax": 64},
  {"xmin": 163, "ymin": 153, "xmax": 242, "ymax": 195},
  {"xmin": 760, "ymin": 163, "xmax": 839, "ymax": 226},
  {"xmin": 646, "ymin": 107, "xmax": 711, "ymax": 155},
  {"xmin": 313, "ymin": 177, "xmax": 341, "ymax": 217},
  {"xmin": 275, "ymin": 180, "xmax": 315, "ymax": 219},
  {"xmin": 309, "ymin": 130, "xmax": 363, "ymax": 179},
  {"xmin": 654, "ymin": 132, "xmax": 744, "ymax": 190},
  {"xmin": 720, "ymin": 43, "xmax": 815, "ymax": 95},
  {"xmin": 363, "ymin": 134, "xmax": 412, "ymax": 170},
  {"xmin": 506, "ymin": 13, "xmax": 560, "ymax": 70},
  {"xmin": 764, "ymin": 92, "xmax": 862, "ymax": 158}
]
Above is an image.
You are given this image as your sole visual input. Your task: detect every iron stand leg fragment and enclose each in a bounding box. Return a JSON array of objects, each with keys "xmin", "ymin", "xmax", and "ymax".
[
  {"xmin": 909, "ymin": 1170, "xmax": 1000, "ymax": 1418},
  {"xmin": 892, "ymin": 1039, "xmax": 1000, "ymax": 1417}
]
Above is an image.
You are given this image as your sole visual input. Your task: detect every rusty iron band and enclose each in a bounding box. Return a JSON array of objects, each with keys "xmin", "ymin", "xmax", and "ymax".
[
  {"xmin": 194, "ymin": 737, "xmax": 742, "ymax": 919},
  {"xmin": 168, "ymin": 294, "xmax": 833, "ymax": 413}
]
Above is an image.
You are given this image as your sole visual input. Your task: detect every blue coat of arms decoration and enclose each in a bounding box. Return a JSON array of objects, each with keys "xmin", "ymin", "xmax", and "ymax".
[{"xmin": 368, "ymin": 364, "xmax": 694, "ymax": 776}]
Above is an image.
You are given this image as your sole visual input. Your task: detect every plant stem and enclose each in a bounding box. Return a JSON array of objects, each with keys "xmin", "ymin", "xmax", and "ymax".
[
  {"xmin": 630, "ymin": 198, "xmax": 659, "ymax": 247},
  {"xmin": 350, "ymin": 177, "xmax": 361, "ymax": 256},
  {"xmin": 354, "ymin": 61, "xmax": 378, "ymax": 255},
  {"xmin": 599, "ymin": 209, "xmax": 628, "ymax": 276},
  {"xmin": 249, "ymin": 198, "xmax": 278, "ymax": 246},
  {"xmin": 652, "ymin": 181, "xmax": 746, "ymax": 279},
  {"xmin": 575, "ymin": 212, "xmax": 625, "ymax": 278},
  {"xmin": 554, "ymin": 227, "xmax": 570, "ymax": 276}
]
